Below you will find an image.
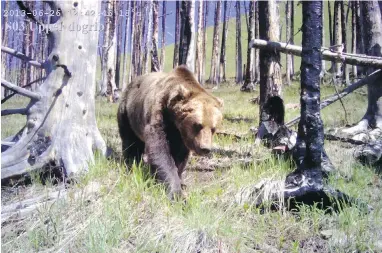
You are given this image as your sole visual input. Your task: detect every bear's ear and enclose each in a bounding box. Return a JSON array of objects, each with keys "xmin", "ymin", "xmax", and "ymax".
[
  {"xmin": 216, "ymin": 97, "xmax": 224, "ymax": 108},
  {"xmin": 178, "ymin": 85, "xmax": 193, "ymax": 100}
]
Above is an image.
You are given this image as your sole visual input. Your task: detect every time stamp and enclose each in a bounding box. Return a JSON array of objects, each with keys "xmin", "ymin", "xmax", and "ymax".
[{"xmin": 3, "ymin": 9, "xmax": 131, "ymax": 18}]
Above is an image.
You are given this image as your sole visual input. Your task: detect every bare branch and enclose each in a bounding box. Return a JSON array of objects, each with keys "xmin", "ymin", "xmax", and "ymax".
[
  {"xmin": 286, "ymin": 70, "xmax": 382, "ymax": 127},
  {"xmin": 1, "ymin": 108, "xmax": 28, "ymax": 116},
  {"xmin": 250, "ymin": 39, "xmax": 382, "ymax": 68},
  {"xmin": 1, "ymin": 46, "xmax": 43, "ymax": 68},
  {"xmin": 1, "ymin": 141, "xmax": 15, "ymax": 147},
  {"xmin": 1, "ymin": 79, "xmax": 41, "ymax": 100},
  {"xmin": 2, "ymin": 76, "xmax": 46, "ymax": 104}
]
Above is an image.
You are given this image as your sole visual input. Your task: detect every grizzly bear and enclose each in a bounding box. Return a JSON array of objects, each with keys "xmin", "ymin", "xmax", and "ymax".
[{"xmin": 117, "ymin": 66, "xmax": 223, "ymax": 198}]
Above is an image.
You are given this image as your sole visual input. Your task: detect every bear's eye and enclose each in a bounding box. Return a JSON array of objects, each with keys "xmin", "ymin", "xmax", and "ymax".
[
  {"xmin": 211, "ymin": 128, "xmax": 216, "ymax": 134},
  {"xmin": 193, "ymin": 123, "xmax": 203, "ymax": 133}
]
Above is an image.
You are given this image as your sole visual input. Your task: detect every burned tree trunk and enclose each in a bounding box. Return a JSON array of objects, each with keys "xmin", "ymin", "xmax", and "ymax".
[
  {"xmin": 258, "ymin": 0, "xmax": 282, "ymax": 125},
  {"xmin": 343, "ymin": 0, "xmax": 382, "ymax": 134},
  {"xmin": 160, "ymin": 1, "xmax": 166, "ymax": 71},
  {"xmin": 186, "ymin": 0, "xmax": 196, "ymax": 72},
  {"xmin": 254, "ymin": 1, "xmax": 260, "ymax": 83},
  {"xmin": 332, "ymin": 0, "xmax": 343, "ymax": 84},
  {"xmin": 351, "ymin": 1, "xmax": 357, "ymax": 80},
  {"xmin": 173, "ymin": 0, "xmax": 181, "ymax": 68},
  {"xmin": 341, "ymin": 1, "xmax": 350, "ymax": 85},
  {"xmin": 208, "ymin": 0, "xmax": 221, "ymax": 85},
  {"xmin": 151, "ymin": 0, "xmax": 160, "ymax": 72},
  {"xmin": 241, "ymin": 0, "xmax": 256, "ymax": 91},
  {"xmin": 2, "ymin": 1, "xmax": 106, "ymax": 180},
  {"xmin": 100, "ymin": 0, "xmax": 118, "ymax": 102},
  {"xmin": 235, "ymin": 1, "xmax": 243, "ymax": 84},
  {"xmin": 201, "ymin": 1, "xmax": 209, "ymax": 85},
  {"xmin": 122, "ymin": 1, "xmax": 131, "ymax": 90},
  {"xmin": 1, "ymin": 1, "xmax": 9, "ymax": 97},
  {"xmin": 219, "ymin": 1, "xmax": 229, "ymax": 83},
  {"xmin": 177, "ymin": 0, "xmax": 195, "ymax": 71},
  {"xmin": 196, "ymin": 0, "xmax": 205, "ymax": 83},
  {"xmin": 144, "ymin": 0, "xmax": 153, "ymax": 74}
]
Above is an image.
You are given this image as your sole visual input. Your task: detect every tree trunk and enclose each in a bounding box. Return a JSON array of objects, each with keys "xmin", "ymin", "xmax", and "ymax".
[
  {"xmin": 201, "ymin": 1, "xmax": 209, "ymax": 85},
  {"xmin": 173, "ymin": 0, "xmax": 181, "ymax": 68},
  {"xmin": 1, "ymin": 1, "xmax": 106, "ymax": 179},
  {"xmin": 297, "ymin": 0, "xmax": 324, "ymax": 170},
  {"xmin": 144, "ymin": 0, "xmax": 153, "ymax": 74},
  {"xmin": 115, "ymin": 1, "xmax": 122, "ymax": 89},
  {"xmin": 341, "ymin": 1, "xmax": 350, "ymax": 85},
  {"xmin": 241, "ymin": 0, "xmax": 256, "ymax": 91},
  {"xmin": 254, "ymin": 1, "xmax": 260, "ymax": 83},
  {"xmin": 356, "ymin": 0, "xmax": 365, "ymax": 75},
  {"xmin": 195, "ymin": 1, "xmax": 204, "ymax": 83},
  {"xmin": 151, "ymin": 0, "xmax": 160, "ymax": 72},
  {"xmin": 235, "ymin": 1, "xmax": 243, "ymax": 84},
  {"xmin": 258, "ymin": 0, "xmax": 282, "ymax": 122},
  {"xmin": 290, "ymin": 0, "xmax": 295, "ymax": 78},
  {"xmin": 122, "ymin": 1, "xmax": 131, "ymax": 90},
  {"xmin": 100, "ymin": 0, "xmax": 118, "ymax": 102},
  {"xmin": 208, "ymin": 0, "xmax": 221, "ymax": 85},
  {"xmin": 1, "ymin": 1, "xmax": 9, "ymax": 97},
  {"xmin": 328, "ymin": 1, "xmax": 333, "ymax": 46},
  {"xmin": 186, "ymin": 0, "xmax": 196, "ymax": 72},
  {"xmin": 343, "ymin": 0, "xmax": 382, "ymax": 133},
  {"xmin": 332, "ymin": 0, "xmax": 342, "ymax": 83},
  {"xmin": 160, "ymin": 1, "xmax": 166, "ymax": 71},
  {"xmin": 285, "ymin": 0, "xmax": 292, "ymax": 85},
  {"xmin": 351, "ymin": 1, "xmax": 357, "ymax": 80},
  {"xmin": 219, "ymin": 1, "xmax": 229, "ymax": 83},
  {"xmin": 139, "ymin": 2, "xmax": 147, "ymax": 76},
  {"xmin": 128, "ymin": 1, "xmax": 136, "ymax": 84},
  {"xmin": 320, "ymin": 1, "xmax": 326, "ymax": 79}
]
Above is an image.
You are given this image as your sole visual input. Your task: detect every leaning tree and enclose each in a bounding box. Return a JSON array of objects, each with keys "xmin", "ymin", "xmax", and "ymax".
[{"xmin": 1, "ymin": 1, "xmax": 106, "ymax": 180}]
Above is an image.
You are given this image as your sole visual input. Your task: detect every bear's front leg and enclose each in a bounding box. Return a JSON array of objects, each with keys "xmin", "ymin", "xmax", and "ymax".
[{"xmin": 144, "ymin": 125, "xmax": 183, "ymax": 199}]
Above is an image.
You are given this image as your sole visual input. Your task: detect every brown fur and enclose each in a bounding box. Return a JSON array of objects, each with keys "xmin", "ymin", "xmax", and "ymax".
[{"xmin": 117, "ymin": 66, "xmax": 223, "ymax": 198}]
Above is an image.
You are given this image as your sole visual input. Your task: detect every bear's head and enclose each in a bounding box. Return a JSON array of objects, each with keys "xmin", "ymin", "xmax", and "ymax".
[{"xmin": 170, "ymin": 86, "xmax": 224, "ymax": 156}]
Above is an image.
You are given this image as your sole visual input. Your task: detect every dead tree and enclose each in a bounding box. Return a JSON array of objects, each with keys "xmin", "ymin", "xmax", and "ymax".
[
  {"xmin": 351, "ymin": 1, "xmax": 358, "ymax": 80},
  {"xmin": 195, "ymin": 0, "xmax": 205, "ymax": 83},
  {"xmin": 1, "ymin": 1, "xmax": 9, "ymax": 97},
  {"xmin": 144, "ymin": 0, "xmax": 153, "ymax": 74},
  {"xmin": 208, "ymin": 0, "xmax": 221, "ymax": 85},
  {"xmin": 100, "ymin": 0, "xmax": 118, "ymax": 102},
  {"xmin": 285, "ymin": 0, "xmax": 293, "ymax": 85},
  {"xmin": 160, "ymin": 1, "xmax": 166, "ymax": 71},
  {"xmin": 128, "ymin": 1, "xmax": 136, "ymax": 84},
  {"xmin": 151, "ymin": 0, "xmax": 160, "ymax": 72},
  {"xmin": 254, "ymin": 1, "xmax": 260, "ymax": 83},
  {"xmin": 202, "ymin": 1, "xmax": 209, "ymax": 85},
  {"xmin": 122, "ymin": 1, "xmax": 131, "ymax": 90},
  {"xmin": 241, "ymin": 0, "xmax": 256, "ymax": 92},
  {"xmin": 343, "ymin": 0, "xmax": 382, "ymax": 134},
  {"xmin": 186, "ymin": 0, "xmax": 196, "ymax": 72},
  {"xmin": 173, "ymin": 0, "xmax": 181, "ymax": 68},
  {"xmin": 177, "ymin": 0, "xmax": 195, "ymax": 72},
  {"xmin": 235, "ymin": 1, "xmax": 243, "ymax": 84},
  {"xmin": 341, "ymin": 0, "xmax": 350, "ymax": 85},
  {"xmin": 115, "ymin": 1, "xmax": 122, "ymax": 89},
  {"xmin": 1, "ymin": 1, "xmax": 106, "ymax": 180},
  {"xmin": 258, "ymin": 0, "xmax": 282, "ymax": 126},
  {"xmin": 332, "ymin": 0, "xmax": 343, "ymax": 84},
  {"xmin": 219, "ymin": 1, "xmax": 229, "ymax": 83}
]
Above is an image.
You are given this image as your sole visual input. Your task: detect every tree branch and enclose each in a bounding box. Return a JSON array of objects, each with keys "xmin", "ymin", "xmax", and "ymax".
[
  {"xmin": 250, "ymin": 39, "xmax": 382, "ymax": 68},
  {"xmin": 1, "ymin": 79, "xmax": 41, "ymax": 100},
  {"xmin": 1, "ymin": 108, "xmax": 28, "ymax": 116},
  {"xmin": 285, "ymin": 70, "xmax": 382, "ymax": 127},
  {"xmin": 1, "ymin": 46, "xmax": 44, "ymax": 68},
  {"xmin": 2, "ymin": 77, "xmax": 46, "ymax": 104}
]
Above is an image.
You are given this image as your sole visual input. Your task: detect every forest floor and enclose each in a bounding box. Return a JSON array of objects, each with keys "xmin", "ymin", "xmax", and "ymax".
[{"xmin": 1, "ymin": 82, "xmax": 382, "ymax": 253}]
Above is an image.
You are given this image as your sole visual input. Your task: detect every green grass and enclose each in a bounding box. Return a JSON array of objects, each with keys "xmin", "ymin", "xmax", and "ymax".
[{"xmin": 2, "ymin": 82, "xmax": 381, "ymax": 253}]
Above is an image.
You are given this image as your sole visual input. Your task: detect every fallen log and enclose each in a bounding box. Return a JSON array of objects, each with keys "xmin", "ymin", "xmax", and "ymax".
[
  {"xmin": 250, "ymin": 39, "xmax": 382, "ymax": 68},
  {"xmin": 286, "ymin": 70, "xmax": 382, "ymax": 127}
]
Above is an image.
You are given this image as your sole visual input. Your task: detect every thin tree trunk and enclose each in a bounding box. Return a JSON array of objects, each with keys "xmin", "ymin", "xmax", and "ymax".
[
  {"xmin": 242, "ymin": 0, "xmax": 255, "ymax": 91},
  {"xmin": 254, "ymin": 1, "xmax": 260, "ymax": 83},
  {"xmin": 285, "ymin": 0, "xmax": 292, "ymax": 85},
  {"xmin": 160, "ymin": 1, "xmax": 166, "ymax": 71},
  {"xmin": 351, "ymin": 1, "xmax": 357, "ymax": 80},
  {"xmin": 355, "ymin": 0, "xmax": 365, "ymax": 75},
  {"xmin": 186, "ymin": 0, "xmax": 196, "ymax": 72},
  {"xmin": 151, "ymin": 0, "xmax": 160, "ymax": 72},
  {"xmin": 235, "ymin": 1, "xmax": 243, "ymax": 84},
  {"xmin": 128, "ymin": 1, "xmax": 136, "ymax": 84},
  {"xmin": 219, "ymin": 1, "xmax": 229, "ymax": 83},
  {"xmin": 258, "ymin": 0, "xmax": 282, "ymax": 120},
  {"xmin": 122, "ymin": 1, "xmax": 131, "ymax": 90},
  {"xmin": 341, "ymin": 0, "xmax": 350, "ymax": 85},
  {"xmin": 208, "ymin": 0, "xmax": 221, "ymax": 85},
  {"xmin": 290, "ymin": 0, "xmax": 295, "ymax": 77},
  {"xmin": 201, "ymin": 1, "xmax": 209, "ymax": 85},
  {"xmin": 320, "ymin": 1, "xmax": 326, "ymax": 80},
  {"xmin": 1, "ymin": 1, "xmax": 8, "ymax": 97},
  {"xmin": 115, "ymin": 1, "xmax": 122, "ymax": 89},
  {"xmin": 173, "ymin": 1, "xmax": 181, "ymax": 68},
  {"xmin": 328, "ymin": 1, "xmax": 333, "ymax": 46},
  {"xmin": 144, "ymin": 0, "xmax": 153, "ymax": 74},
  {"xmin": 332, "ymin": 0, "xmax": 343, "ymax": 83},
  {"xmin": 196, "ymin": 1, "xmax": 204, "ymax": 83},
  {"xmin": 140, "ymin": 2, "xmax": 147, "ymax": 75}
]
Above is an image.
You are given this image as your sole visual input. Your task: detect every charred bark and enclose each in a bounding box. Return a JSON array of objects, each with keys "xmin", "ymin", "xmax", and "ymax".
[
  {"xmin": 235, "ymin": 1, "xmax": 243, "ymax": 84},
  {"xmin": 151, "ymin": 0, "xmax": 160, "ymax": 72},
  {"xmin": 196, "ymin": 1, "xmax": 204, "ymax": 83},
  {"xmin": 160, "ymin": 1, "xmax": 166, "ymax": 71},
  {"xmin": 208, "ymin": 0, "xmax": 221, "ymax": 85},
  {"xmin": 173, "ymin": 0, "xmax": 181, "ymax": 68},
  {"xmin": 219, "ymin": 1, "xmax": 229, "ymax": 83}
]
